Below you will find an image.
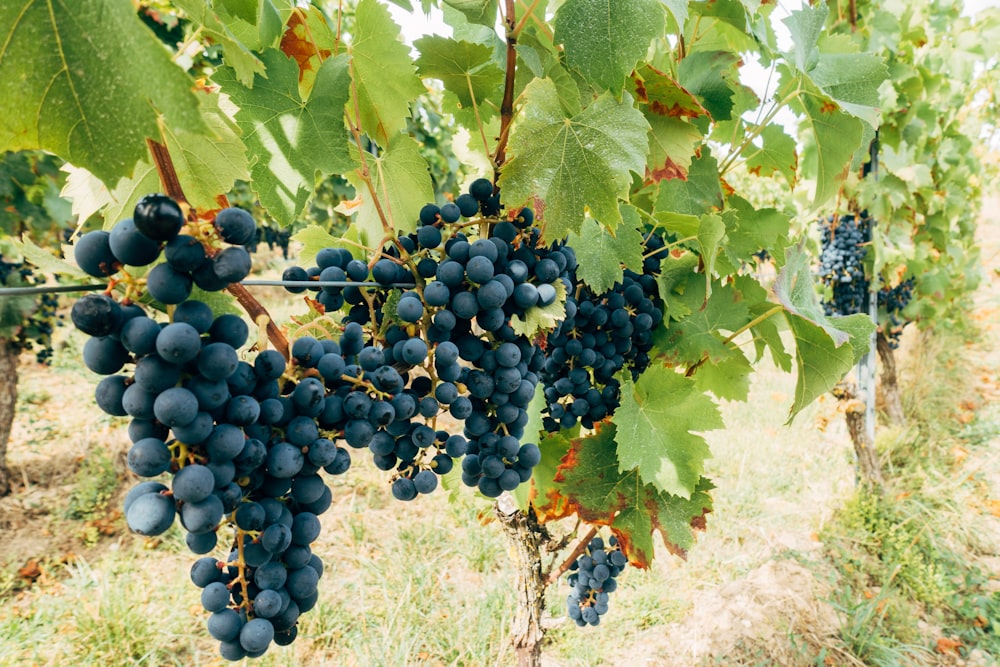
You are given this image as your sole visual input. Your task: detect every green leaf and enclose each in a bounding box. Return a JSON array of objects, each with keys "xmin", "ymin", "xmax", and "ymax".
[
  {"xmin": 13, "ymin": 235, "xmax": 88, "ymax": 280},
  {"xmin": 102, "ymin": 160, "xmax": 161, "ymax": 230},
  {"xmin": 720, "ymin": 196, "xmax": 790, "ymax": 266},
  {"xmin": 509, "ymin": 276, "xmax": 567, "ymax": 338},
  {"xmin": 784, "ymin": 314, "xmax": 855, "ymax": 422},
  {"xmin": 350, "ymin": 0, "xmax": 425, "ymax": 145},
  {"xmin": 779, "ymin": 69, "xmax": 863, "ymax": 206},
  {"xmin": 655, "ymin": 279, "xmax": 750, "ymax": 365},
  {"xmin": 219, "ymin": 0, "xmax": 257, "ymax": 24},
  {"xmin": 553, "ymin": 0, "xmax": 665, "ymax": 95},
  {"xmin": 745, "ymin": 124, "xmax": 798, "ymax": 185},
  {"xmin": 566, "ymin": 207, "xmax": 644, "ymax": 294},
  {"xmin": 0, "ymin": 0, "xmax": 207, "ymax": 185},
  {"xmin": 659, "ymin": 0, "xmax": 688, "ymax": 27},
  {"xmin": 612, "ymin": 366, "xmax": 721, "ymax": 497},
  {"xmin": 513, "ymin": 384, "xmax": 557, "ymax": 510},
  {"xmin": 782, "ymin": 1, "xmax": 827, "ymax": 72},
  {"xmin": 214, "ymin": 51, "xmax": 354, "ymax": 225},
  {"xmin": 775, "ymin": 245, "xmax": 875, "ymax": 420},
  {"xmin": 415, "ymin": 37, "xmax": 504, "ymax": 120},
  {"xmin": 442, "ymin": 0, "xmax": 498, "ymax": 26},
  {"xmin": 172, "ymin": 0, "xmax": 267, "ymax": 87},
  {"xmin": 550, "ymin": 425, "xmax": 713, "ymax": 566},
  {"xmin": 290, "ymin": 224, "xmax": 342, "ymax": 267},
  {"xmin": 773, "ymin": 242, "xmax": 849, "ymax": 345},
  {"xmin": 697, "ymin": 214, "xmax": 726, "ymax": 286},
  {"xmin": 676, "ymin": 51, "xmax": 741, "ymax": 121},
  {"xmin": 498, "ymin": 78, "xmax": 649, "ymax": 242},
  {"xmin": 692, "ymin": 351, "xmax": 752, "ymax": 401},
  {"xmin": 810, "ymin": 50, "xmax": 888, "ymax": 128},
  {"xmin": 345, "ymin": 134, "xmax": 434, "ymax": 244},
  {"xmin": 654, "ymin": 149, "xmax": 725, "ymax": 218},
  {"xmin": 160, "ymin": 95, "xmax": 250, "ymax": 211}
]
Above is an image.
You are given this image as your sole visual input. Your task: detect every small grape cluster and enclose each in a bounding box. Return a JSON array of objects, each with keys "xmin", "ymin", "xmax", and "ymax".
[
  {"xmin": 878, "ymin": 277, "xmax": 914, "ymax": 348},
  {"xmin": 0, "ymin": 257, "xmax": 60, "ymax": 363},
  {"xmin": 566, "ymin": 535, "xmax": 629, "ymax": 627},
  {"xmin": 540, "ymin": 233, "xmax": 665, "ymax": 432},
  {"xmin": 73, "ymin": 194, "xmax": 256, "ymax": 303},
  {"xmin": 818, "ymin": 213, "xmax": 913, "ymax": 347},
  {"xmin": 818, "ymin": 213, "xmax": 872, "ymax": 317}
]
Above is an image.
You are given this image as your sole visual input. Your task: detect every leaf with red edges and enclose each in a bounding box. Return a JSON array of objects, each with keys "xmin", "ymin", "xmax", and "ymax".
[{"xmin": 541, "ymin": 423, "xmax": 713, "ymax": 568}]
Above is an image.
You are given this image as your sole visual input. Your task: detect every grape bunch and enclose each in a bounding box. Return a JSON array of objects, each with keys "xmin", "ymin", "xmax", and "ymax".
[
  {"xmin": 818, "ymin": 213, "xmax": 872, "ymax": 317},
  {"xmin": 73, "ymin": 194, "xmax": 256, "ymax": 303},
  {"xmin": 878, "ymin": 277, "xmax": 915, "ymax": 348},
  {"xmin": 818, "ymin": 213, "xmax": 913, "ymax": 347},
  {"xmin": 0, "ymin": 257, "xmax": 60, "ymax": 364},
  {"xmin": 70, "ymin": 195, "xmax": 348, "ymax": 659},
  {"xmin": 566, "ymin": 535, "xmax": 629, "ymax": 627},
  {"xmin": 278, "ymin": 178, "xmax": 551, "ymax": 498},
  {"xmin": 540, "ymin": 232, "xmax": 665, "ymax": 432}
]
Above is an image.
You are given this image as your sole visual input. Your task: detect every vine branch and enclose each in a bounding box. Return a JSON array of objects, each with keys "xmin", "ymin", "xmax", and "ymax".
[
  {"xmin": 493, "ymin": 0, "xmax": 519, "ymax": 172},
  {"xmin": 545, "ymin": 525, "xmax": 598, "ymax": 583}
]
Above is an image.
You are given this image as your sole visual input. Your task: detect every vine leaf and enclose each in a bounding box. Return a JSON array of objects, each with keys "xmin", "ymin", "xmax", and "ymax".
[
  {"xmin": 102, "ymin": 160, "xmax": 161, "ymax": 230},
  {"xmin": 654, "ymin": 149, "xmax": 725, "ymax": 219},
  {"xmin": 13, "ymin": 235, "xmax": 88, "ymax": 280},
  {"xmin": 280, "ymin": 5, "xmax": 337, "ymax": 95},
  {"xmin": 415, "ymin": 37, "xmax": 504, "ymax": 121},
  {"xmin": 656, "ymin": 279, "xmax": 751, "ymax": 365},
  {"xmin": 291, "ymin": 224, "xmax": 352, "ymax": 267},
  {"xmin": 349, "ymin": 0, "xmax": 425, "ymax": 147},
  {"xmin": 160, "ymin": 95, "xmax": 250, "ymax": 211},
  {"xmin": 612, "ymin": 365, "xmax": 721, "ymax": 498},
  {"xmin": 345, "ymin": 134, "xmax": 434, "ymax": 243},
  {"xmin": 677, "ymin": 51, "xmax": 740, "ymax": 121},
  {"xmin": 785, "ymin": 72, "xmax": 863, "ymax": 207},
  {"xmin": 546, "ymin": 424, "xmax": 713, "ymax": 567},
  {"xmin": 0, "ymin": 0, "xmax": 207, "ymax": 186},
  {"xmin": 214, "ymin": 51, "xmax": 353, "ymax": 226},
  {"xmin": 171, "ymin": 0, "xmax": 268, "ymax": 87},
  {"xmin": 553, "ymin": 0, "xmax": 666, "ymax": 96},
  {"xmin": 566, "ymin": 206, "xmax": 645, "ymax": 294},
  {"xmin": 442, "ymin": 0, "xmax": 497, "ymax": 27},
  {"xmin": 746, "ymin": 124, "xmax": 798, "ymax": 185},
  {"xmin": 775, "ymin": 244, "xmax": 875, "ymax": 420},
  {"xmin": 783, "ymin": 1, "xmax": 827, "ymax": 72},
  {"xmin": 498, "ymin": 78, "xmax": 649, "ymax": 242}
]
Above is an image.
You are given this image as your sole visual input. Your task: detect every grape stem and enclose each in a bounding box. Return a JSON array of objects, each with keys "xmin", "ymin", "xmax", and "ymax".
[
  {"xmin": 545, "ymin": 525, "xmax": 598, "ymax": 584},
  {"xmin": 493, "ymin": 0, "xmax": 518, "ymax": 170},
  {"xmin": 145, "ymin": 138, "xmax": 290, "ymax": 360}
]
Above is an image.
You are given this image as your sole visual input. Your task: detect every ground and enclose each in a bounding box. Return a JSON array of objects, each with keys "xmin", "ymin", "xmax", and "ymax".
[{"xmin": 1, "ymin": 201, "xmax": 999, "ymax": 666}]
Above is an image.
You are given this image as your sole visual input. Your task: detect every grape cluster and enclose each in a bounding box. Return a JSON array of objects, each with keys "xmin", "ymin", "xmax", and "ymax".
[
  {"xmin": 818, "ymin": 213, "xmax": 913, "ymax": 347},
  {"xmin": 73, "ymin": 194, "xmax": 255, "ymax": 303},
  {"xmin": 0, "ymin": 258, "xmax": 60, "ymax": 363},
  {"xmin": 279, "ymin": 179, "xmax": 549, "ymax": 498},
  {"xmin": 540, "ymin": 233, "xmax": 665, "ymax": 432},
  {"xmin": 71, "ymin": 195, "xmax": 343, "ymax": 659},
  {"xmin": 566, "ymin": 535, "xmax": 628, "ymax": 627},
  {"xmin": 818, "ymin": 213, "xmax": 872, "ymax": 317},
  {"xmin": 878, "ymin": 277, "xmax": 914, "ymax": 348}
]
